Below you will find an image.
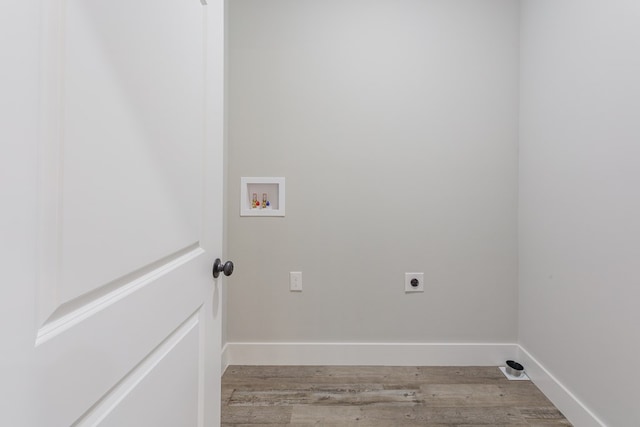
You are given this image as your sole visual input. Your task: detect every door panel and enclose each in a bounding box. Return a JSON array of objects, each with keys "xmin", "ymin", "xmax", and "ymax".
[
  {"xmin": 60, "ymin": 0, "xmax": 203, "ymax": 303},
  {"xmin": 20, "ymin": 0, "xmax": 224, "ymax": 425},
  {"xmin": 34, "ymin": 262, "xmax": 206, "ymax": 423},
  {"xmin": 76, "ymin": 314, "xmax": 201, "ymax": 426}
]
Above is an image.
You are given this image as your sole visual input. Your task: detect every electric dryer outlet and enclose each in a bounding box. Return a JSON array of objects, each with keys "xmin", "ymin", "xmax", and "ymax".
[{"xmin": 405, "ymin": 272, "xmax": 424, "ymax": 293}]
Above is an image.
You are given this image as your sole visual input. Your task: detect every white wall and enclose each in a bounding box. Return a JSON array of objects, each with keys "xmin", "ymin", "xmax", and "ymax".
[
  {"xmin": 519, "ymin": 0, "xmax": 640, "ymax": 425},
  {"xmin": 227, "ymin": 0, "xmax": 520, "ymax": 345}
]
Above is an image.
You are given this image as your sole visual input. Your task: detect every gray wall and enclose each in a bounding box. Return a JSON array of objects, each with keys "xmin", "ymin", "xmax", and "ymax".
[
  {"xmin": 519, "ymin": 0, "xmax": 640, "ymax": 425},
  {"xmin": 226, "ymin": 0, "xmax": 520, "ymax": 343}
]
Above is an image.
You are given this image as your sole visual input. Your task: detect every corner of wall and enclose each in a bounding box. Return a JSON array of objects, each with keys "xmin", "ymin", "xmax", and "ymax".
[{"xmin": 517, "ymin": 346, "xmax": 605, "ymax": 427}]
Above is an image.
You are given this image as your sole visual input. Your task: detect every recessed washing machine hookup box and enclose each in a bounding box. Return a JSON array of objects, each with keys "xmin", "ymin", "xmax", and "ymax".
[{"xmin": 240, "ymin": 177, "xmax": 285, "ymax": 217}]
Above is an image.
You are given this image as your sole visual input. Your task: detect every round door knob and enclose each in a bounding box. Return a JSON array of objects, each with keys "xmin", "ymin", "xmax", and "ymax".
[{"xmin": 212, "ymin": 258, "xmax": 234, "ymax": 278}]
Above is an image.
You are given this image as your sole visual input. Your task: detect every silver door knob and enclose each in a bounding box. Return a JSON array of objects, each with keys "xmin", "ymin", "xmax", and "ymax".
[{"xmin": 212, "ymin": 258, "xmax": 234, "ymax": 278}]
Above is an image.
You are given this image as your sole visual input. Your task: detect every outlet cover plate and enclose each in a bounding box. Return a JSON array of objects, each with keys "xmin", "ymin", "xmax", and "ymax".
[
  {"xmin": 290, "ymin": 271, "xmax": 302, "ymax": 292},
  {"xmin": 405, "ymin": 272, "xmax": 424, "ymax": 293}
]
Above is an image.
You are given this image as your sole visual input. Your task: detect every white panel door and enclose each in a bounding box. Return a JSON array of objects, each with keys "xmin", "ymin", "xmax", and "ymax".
[{"xmin": 1, "ymin": 0, "xmax": 225, "ymax": 426}]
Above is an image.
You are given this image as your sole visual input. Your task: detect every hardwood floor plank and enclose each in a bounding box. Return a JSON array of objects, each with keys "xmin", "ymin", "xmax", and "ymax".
[
  {"xmin": 222, "ymin": 425, "xmax": 289, "ymax": 427},
  {"xmin": 229, "ymin": 388, "xmax": 423, "ymax": 407},
  {"xmin": 416, "ymin": 366, "xmax": 510, "ymax": 384},
  {"xmin": 419, "ymin": 383, "xmax": 552, "ymax": 407},
  {"xmin": 227, "ymin": 383, "xmax": 387, "ymax": 393},
  {"xmin": 223, "ymin": 366, "xmax": 423, "ymax": 386},
  {"xmin": 357, "ymin": 406, "xmax": 527, "ymax": 425},
  {"xmin": 525, "ymin": 424, "xmax": 573, "ymax": 427},
  {"xmin": 222, "ymin": 387, "xmax": 235, "ymax": 406},
  {"xmin": 221, "ymin": 406, "xmax": 292, "ymax": 425},
  {"xmin": 289, "ymin": 406, "xmax": 363, "ymax": 424},
  {"xmin": 519, "ymin": 406, "xmax": 573, "ymax": 425}
]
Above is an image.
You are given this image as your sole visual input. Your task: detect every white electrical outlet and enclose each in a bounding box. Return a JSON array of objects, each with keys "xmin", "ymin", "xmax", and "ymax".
[
  {"xmin": 405, "ymin": 272, "xmax": 424, "ymax": 293},
  {"xmin": 290, "ymin": 272, "xmax": 302, "ymax": 292}
]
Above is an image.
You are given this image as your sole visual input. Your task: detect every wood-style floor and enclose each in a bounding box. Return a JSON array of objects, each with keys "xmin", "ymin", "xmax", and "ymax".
[{"xmin": 222, "ymin": 366, "xmax": 571, "ymax": 426}]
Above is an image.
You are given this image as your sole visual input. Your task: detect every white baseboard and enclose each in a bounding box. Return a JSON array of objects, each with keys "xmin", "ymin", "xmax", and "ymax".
[
  {"xmin": 221, "ymin": 342, "xmax": 230, "ymax": 374},
  {"xmin": 223, "ymin": 342, "xmax": 517, "ymax": 366},
  {"xmin": 517, "ymin": 346, "xmax": 605, "ymax": 427}
]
